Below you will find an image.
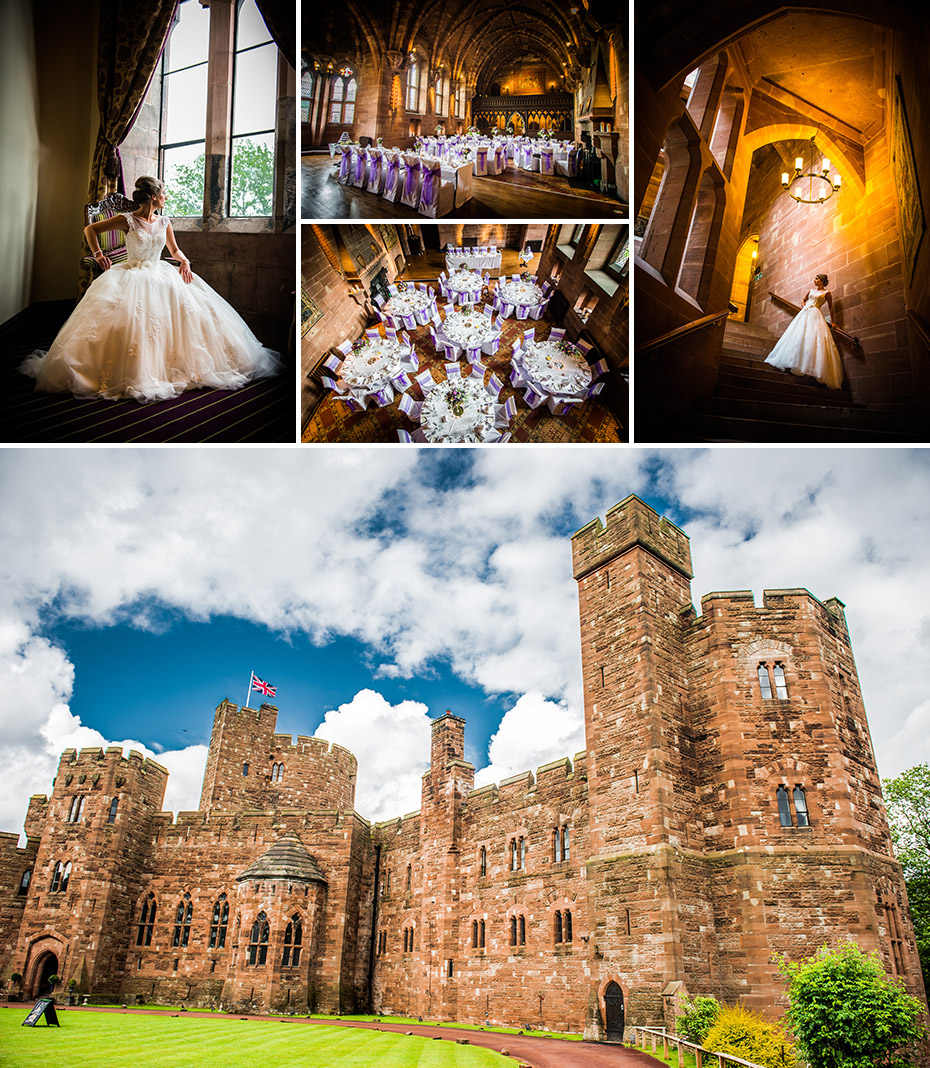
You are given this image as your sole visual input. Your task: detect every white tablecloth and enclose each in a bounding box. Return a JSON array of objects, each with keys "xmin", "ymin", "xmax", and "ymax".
[
  {"xmin": 519, "ymin": 338, "xmax": 592, "ymax": 399},
  {"xmin": 421, "ymin": 375, "xmax": 499, "ymax": 443},
  {"xmin": 442, "ymin": 309, "xmax": 498, "ymax": 348},
  {"xmin": 497, "ymin": 279, "xmax": 544, "ymax": 307},
  {"xmin": 340, "ymin": 336, "xmax": 412, "ymax": 395},
  {"xmin": 446, "ymin": 251, "xmax": 502, "ymax": 272},
  {"xmin": 446, "ymin": 270, "xmax": 486, "ymax": 301},
  {"xmin": 384, "ymin": 290, "xmax": 434, "ymax": 317}
]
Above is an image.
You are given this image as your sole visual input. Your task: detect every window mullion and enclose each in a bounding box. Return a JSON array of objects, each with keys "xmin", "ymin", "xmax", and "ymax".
[{"xmin": 205, "ymin": 0, "xmax": 235, "ymax": 219}]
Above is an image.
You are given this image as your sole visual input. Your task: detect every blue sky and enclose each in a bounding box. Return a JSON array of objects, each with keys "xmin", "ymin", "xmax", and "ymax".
[{"xmin": 2, "ymin": 447, "xmax": 928, "ymax": 834}]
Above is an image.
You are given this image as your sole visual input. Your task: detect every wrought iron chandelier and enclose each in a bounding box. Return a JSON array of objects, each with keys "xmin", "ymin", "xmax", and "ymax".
[{"xmin": 781, "ymin": 136, "xmax": 841, "ymax": 204}]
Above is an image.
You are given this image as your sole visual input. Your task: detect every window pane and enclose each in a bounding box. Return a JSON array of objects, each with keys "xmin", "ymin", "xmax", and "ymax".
[
  {"xmin": 236, "ymin": 0, "xmax": 272, "ymax": 51},
  {"xmin": 165, "ymin": 0, "xmax": 209, "ymax": 73},
  {"xmin": 301, "ymin": 99, "xmax": 311, "ymax": 122},
  {"xmin": 230, "ymin": 133, "xmax": 274, "ymax": 216},
  {"xmin": 233, "ymin": 41, "xmax": 277, "ymax": 135},
  {"xmin": 345, "ymin": 79, "xmax": 357, "ymax": 103},
  {"xmin": 163, "ymin": 143, "xmax": 206, "ymax": 216},
  {"xmin": 758, "ymin": 663, "xmax": 773, "ymax": 699},
  {"xmin": 773, "ymin": 663, "xmax": 789, "ymax": 699},
  {"xmin": 776, "ymin": 786, "xmax": 792, "ymax": 826},
  {"xmin": 163, "ymin": 64, "xmax": 207, "ymax": 144},
  {"xmin": 343, "ymin": 102, "xmax": 355, "ymax": 123}
]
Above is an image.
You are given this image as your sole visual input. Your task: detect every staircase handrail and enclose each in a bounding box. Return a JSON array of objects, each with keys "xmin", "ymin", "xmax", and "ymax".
[
  {"xmin": 768, "ymin": 290, "xmax": 859, "ymax": 347},
  {"xmin": 906, "ymin": 309, "xmax": 930, "ymax": 351},
  {"xmin": 636, "ymin": 308, "xmax": 732, "ymax": 355}
]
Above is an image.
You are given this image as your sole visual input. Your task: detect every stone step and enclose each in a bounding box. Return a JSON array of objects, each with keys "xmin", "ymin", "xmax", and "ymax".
[
  {"xmin": 718, "ymin": 353, "xmax": 856, "ymax": 393},
  {"xmin": 695, "ymin": 395, "xmax": 924, "ymax": 434},
  {"xmin": 681, "ymin": 413, "xmax": 923, "ymax": 443},
  {"xmin": 714, "ymin": 377, "xmax": 860, "ymax": 407}
]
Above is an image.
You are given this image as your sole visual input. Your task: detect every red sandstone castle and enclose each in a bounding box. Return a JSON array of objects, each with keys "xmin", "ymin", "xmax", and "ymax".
[{"xmin": 1, "ymin": 497, "xmax": 924, "ymax": 1035}]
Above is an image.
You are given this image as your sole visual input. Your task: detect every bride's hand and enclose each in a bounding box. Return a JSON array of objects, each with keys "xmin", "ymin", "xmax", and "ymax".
[
  {"xmin": 178, "ymin": 258, "xmax": 193, "ymax": 284},
  {"xmin": 93, "ymin": 250, "xmax": 111, "ymax": 271}
]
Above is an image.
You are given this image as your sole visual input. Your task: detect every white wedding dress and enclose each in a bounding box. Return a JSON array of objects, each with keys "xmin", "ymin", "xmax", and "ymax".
[
  {"xmin": 764, "ymin": 288, "xmax": 844, "ymax": 389},
  {"xmin": 21, "ymin": 213, "xmax": 281, "ymax": 402}
]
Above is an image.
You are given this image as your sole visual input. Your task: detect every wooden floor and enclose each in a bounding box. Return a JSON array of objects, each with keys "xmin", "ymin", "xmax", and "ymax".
[{"xmin": 302, "ymin": 155, "xmax": 628, "ymax": 220}]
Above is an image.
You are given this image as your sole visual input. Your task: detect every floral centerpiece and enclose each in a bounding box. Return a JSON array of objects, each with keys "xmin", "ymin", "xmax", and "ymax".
[
  {"xmin": 377, "ymin": 136, "xmax": 384, "ymax": 146},
  {"xmin": 351, "ymin": 338, "xmax": 368, "ymax": 354},
  {"xmin": 555, "ymin": 339, "xmax": 578, "ymax": 356},
  {"xmin": 445, "ymin": 383, "xmax": 467, "ymax": 417},
  {"xmin": 395, "ymin": 281, "xmax": 409, "ymax": 292},
  {"xmin": 413, "ymin": 136, "xmax": 423, "ymax": 152},
  {"xmin": 467, "ymin": 125, "xmax": 479, "ymax": 136},
  {"xmin": 537, "ymin": 128, "xmax": 552, "ymax": 142},
  {"xmin": 436, "ymin": 123, "xmax": 445, "ymax": 136}
]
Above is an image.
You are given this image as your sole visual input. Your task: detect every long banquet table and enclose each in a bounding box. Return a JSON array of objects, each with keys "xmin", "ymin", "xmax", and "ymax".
[{"xmin": 446, "ymin": 250, "xmax": 502, "ymax": 272}]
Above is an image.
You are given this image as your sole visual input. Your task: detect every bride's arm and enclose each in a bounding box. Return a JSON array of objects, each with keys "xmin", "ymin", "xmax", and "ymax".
[
  {"xmin": 824, "ymin": 291, "xmax": 835, "ymax": 323},
  {"xmin": 84, "ymin": 215, "xmax": 128, "ymax": 271},
  {"xmin": 165, "ymin": 221, "xmax": 193, "ymax": 284}
]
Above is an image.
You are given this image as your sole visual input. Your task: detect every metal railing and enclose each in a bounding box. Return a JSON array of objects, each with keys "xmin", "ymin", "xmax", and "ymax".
[
  {"xmin": 631, "ymin": 1025, "xmax": 773, "ymax": 1068},
  {"xmin": 635, "ymin": 309, "xmax": 732, "ymax": 355}
]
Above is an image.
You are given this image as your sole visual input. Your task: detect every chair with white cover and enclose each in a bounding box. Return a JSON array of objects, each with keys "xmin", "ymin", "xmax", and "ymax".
[
  {"xmin": 464, "ymin": 341, "xmax": 484, "ymax": 366},
  {"xmin": 523, "ymin": 384, "xmax": 547, "ymax": 409},
  {"xmin": 499, "ymin": 300, "xmax": 516, "ymax": 319},
  {"xmin": 366, "ymin": 148, "xmax": 385, "ymax": 195},
  {"xmin": 481, "ymin": 331, "xmax": 501, "ymax": 357},
  {"xmin": 335, "ymin": 339, "xmax": 353, "ymax": 359},
  {"xmin": 530, "ymin": 297, "xmax": 550, "ymax": 320},
  {"xmin": 333, "ymin": 391, "xmax": 365, "ymax": 413},
  {"xmin": 369, "ymin": 385, "xmax": 395, "ymax": 408},
  {"xmin": 522, "ymin": 327, "xmax": 536, "ymax": 344},
  {"xmin": 515, "ymin": 301, "xmax": 532, "ymax": 321},
  {"xmin": 485, "ymin": 374, "xmax": 504, "ymax": 399},
  {"xmin": 494, "ymin": 395, "xmax": 517, "ymax": 427},
  {"xmin": 364, "ymin": 327, "xmax": 381, "ymax": 340},
  {"xmin": 418, "ymin": 158, "xmax": 455, "ymax": 218},
  {"xmin": 382, "ymin": 149, "xmax": 402, "ymax": 202},
  {"xmin": 485, "ymin": 144, "xmax": 501, "ymax": 175},
  {"xmin": 509, "ymin": 363, "xmax": 528, "ymax": 389},
  {"xmin": 481, "ymin": 304, "xmax": 495, "ymax": 318},
  {"xmin": 585, "ymin": 380, "xmax": 606, "ymax": 398},
  {"xmin": 399, "ymin": 153, "xmax": 422, "ymax": 209},
  {"xmin": 322, "ymin": 353, "xmax": 344, "ymax": 374},
  {"xmin": 403, "ymin": 347, "xmax": 420, "ymax": 372},
  {"xmin": 350, "ymin": 145, "xmax": 368, "ymax": 189},
  {"xmin": 397, "ymin": 308, "xmax": 417, "ymax": 332},
  {"xmin": 397, "ymin": 393, "xmax": 422, "ymax": 421},
  {"xmin": 473, "ymin": 144, "xmax": 489, "ymax": 176},
  {"xmin": 548, "ymin": 327, "xmax": 566, "ymax": 342},
  {"xmin": 488, "ymin": 430, "xmax": 511, "ymax": 443},
  {"xmin": 493, "ymin": 144, "xmax": 507, "ymax": 173},
  {"xmin": 337, "ymin": 144, "xmax": 353, "ymax": 185},
  {"xmin": 321, "ymin": 374, "xmax": 343, "ymax": 394},
  {"xmin": 591, "ymin": 358, "xmax": 609, "ymax": 378},
  {"xmin": 576, "ymin": 339, "xmax": 595, "ymax": 358},
  {"xmin": 397, "ymin": 429, "xmax": 415, "ymax": 443},
  {"xmin": 391, "ymin": 370, "xmax": 412, "ymax": 393},
  {"xmin": 555, "ymin": 147, "xmax": 577, "ymax": 177},
  {"xmin": 539, "ymin": 145, "xmax": 555, "ymax": 175},
  {"xmin": 520, "ymin": 142, "xmax": 534, "ymax": 170},
  {"xmin": 383, "ymin": 326, "xmax": 397, "ymax": 340},
  {"xmin": 416, "ymin": 369, "xmax": 439, "ymax": 394},
  {"xmin": 444, "ymin": 362, "xmax": 462, "ymax": 379}
]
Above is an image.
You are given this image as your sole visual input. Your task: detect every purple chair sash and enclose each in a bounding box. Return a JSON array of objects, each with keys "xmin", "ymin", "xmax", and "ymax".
[
  {"xmin": 338, "ymin": 152, "xmax": 351, "ymax": 180},
  {"xmin": 385, "ymin": 157, "xmax": 399, "ymax": 195},
  {"xmin": 420, "ymin": 166, "xmax": 438, "ymax": 207},
  {"xmin": 404, "ymin": 162, "xmax": 420, "ymax": 197},
  {"xmin": 354, "ymin": 153, "xmax": 366, "ymax": 182}
]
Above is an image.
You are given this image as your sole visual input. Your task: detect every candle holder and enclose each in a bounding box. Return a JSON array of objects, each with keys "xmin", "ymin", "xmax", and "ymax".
[{"xmin": 781, "ymin": 136, "xmax": 841, "ymax": 204}]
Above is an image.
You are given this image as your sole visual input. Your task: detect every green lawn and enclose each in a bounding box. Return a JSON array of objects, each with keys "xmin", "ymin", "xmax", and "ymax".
[
  {"xmin": 0, "ymin": 1008, "xmax": 512, "ymax": 1068},
  {"xmin": 308, "ymin": 1014, "xmax": 583, "ymax": 1041}
]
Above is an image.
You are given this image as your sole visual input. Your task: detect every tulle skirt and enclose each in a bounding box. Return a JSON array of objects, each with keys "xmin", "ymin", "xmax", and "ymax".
[
  {"xmin": 764, "ymin": 305, "xmax": 844, "ymax": 390},
  {"xmin": 21, "ymin": 260, "xmax": 281, "ymax": 403}
]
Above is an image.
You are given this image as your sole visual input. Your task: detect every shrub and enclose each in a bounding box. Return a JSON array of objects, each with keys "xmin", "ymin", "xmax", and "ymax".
[
  {"xmin": 778, "ymin": 941, "xmax": 926, "ymax": 1068},
  {"xmin": 703, "ymin": 1005, "xmax": 797, "ymax": 1068},
  {"xmin": 676, "ymin": 996, "xmax": 722, "ymax": 1044}
]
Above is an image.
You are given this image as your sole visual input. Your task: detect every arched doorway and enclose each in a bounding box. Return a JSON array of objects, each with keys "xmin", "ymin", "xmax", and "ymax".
[
  {"xmin": 508, "ymin": 112, "xmax": 524, "ymax": 135},
  {"xmin": 603, "ymin": 981, "xmax": 625, "ymax": 1040},
  {"xmin": 729, "ymin": 233, "xmax": 759, "ymax": 321},
  {"xmin": 32, "ymin": 952, "xmax": 59, "ymax": 998}
]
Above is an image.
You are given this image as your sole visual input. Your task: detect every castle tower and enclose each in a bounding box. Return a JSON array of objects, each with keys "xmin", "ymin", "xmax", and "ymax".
[
  {"xmin": 572, "ymin": 495, "xmax": 707, "ymax": 1027},
  {"xmin": 11, "ymin": 747, "xmax": 168, "ymax": 999}
]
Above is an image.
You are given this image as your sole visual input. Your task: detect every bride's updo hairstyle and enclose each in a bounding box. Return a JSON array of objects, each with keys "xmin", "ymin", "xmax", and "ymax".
[
  {"xmin": 132, "ymin": 176, "xmax": 164, "ymax": 206},
  {"xmin": 815, "ymin": 273, "xmax": 828, "ymax": 286}
]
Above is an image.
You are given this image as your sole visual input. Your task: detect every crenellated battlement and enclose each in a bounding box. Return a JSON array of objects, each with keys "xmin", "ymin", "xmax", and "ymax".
[
  {"xmin": 57, "ymin": 745, "xmax": 167, "ymax": 778},
  {"xmin": 571, "ymin": 494, "xmax": 692, "ymax": 581}
]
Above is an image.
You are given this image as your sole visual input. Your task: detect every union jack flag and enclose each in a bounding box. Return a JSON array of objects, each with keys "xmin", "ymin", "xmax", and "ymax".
[{"xmin": 250, "ymin": 673, "xmax": 276, "ymax": 697}]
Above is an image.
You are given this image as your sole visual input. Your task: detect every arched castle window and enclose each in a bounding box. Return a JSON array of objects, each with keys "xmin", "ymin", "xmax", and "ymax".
[
  {"xmin": 136, "ymin": 892, "xmax": 157, "ymax": 945},
  {"xmin": 793, "ymin": 786, "xmax": 810, "ymax": 827},
  {"xmin": 18, "ymin": 869, "xmax": 31, "ymax": 896},
  {"xmin": 479, "ymin": 846, "xmax": 487, "ymax": 877},
  {"xmin": 776, "ymin": 785, "xmax": 792, "ymax": 826},
  {"xmin": 248, "ymin": 911, "xmax": 270, "ymax": 965},
  {"xmin": 878, "ymin": 886, "xmax": 907, "ymax": 976},
  {"xmin": 758, "ymin": 663, "xmax": 774, "ymax": 700},
  {"xmin": 108, "ymin": 798, "xmax": 119, "ymax": 824},
  {"xmin": 758, "ymin": 661, "xmax": 789, "ymax": 700},
  {"xmin": 282, "ymin": 914, "xmax": 302, "ymax": 966},
  {"xmin": 67, "ymin": 796, "xmax": 85, "ymax": 823},
  {"xmin": 301, "ymin": 68, "xmax": 314, "ymax": 124},
  {"xmin": 434, "ymin": 72, "xmax": 446, "ymax": 115},
  {"xmin": 210, "ymin": 894, "xmax": 229, "ymax": 948},
  {"xmin": 553, "ymin": 825, "xmax": 570, "ymax": 862},
  {"xmin": 510, "ymin": 914, "xmax": 526, "ymax": 946},
  {"xmin": 407, "ymin": 59, "xmax": 421, "ymax": 112},
  {"xmin": 509, "ymin": 836, "xmax": 525, "ymax": 871},
  {"xmin": 50, "ymin": 860, "xmax": 71, "ymax": 893},
  {"xmin": 470, "ymin": 919, "xmax": 485, "ymax": 949},
  {"xmin": 271, "ymin": 762, "xmax": 284, "ymax": 783},
  {"xmin": 554, "ymin": 911, "xmax": 563, "ymax": 943},
  {"xmin": 173, "ymin": 893, "xmax": 193, "ymax": 947},
  {"xmin": 773, "ymin": 663, "xmax": 789, "ymax": 699},
  {"xmin": 454, "ymin": 79, "xmax": 466, "ymax": 120},
  {"xmin": 553, "ymin": 909, "xmax": 572, "ymax": 944},
  {"xmin": 776, "ymin": 785, "xmax": 812, "ymax": 828}
]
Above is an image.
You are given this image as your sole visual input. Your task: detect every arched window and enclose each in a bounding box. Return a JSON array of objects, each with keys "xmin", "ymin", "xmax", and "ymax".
[
  {"xmin": 553, "ymin": 825, "xmax": 570, "ymax": 862},
  {"xmin": 509, "ymin": 836, "xmax": 525, "ymax": 871},
  {"xmin": 67, "ymin": 796, "xmax": 85, "ymax": 823},
  {"xmin": 18, "ymin": 869, "xmax": 31, "ymax": 896},
  {"xmin": 758, "ymin": 663, "xmax": 774, "ymax": 699},
  {"xmin": 472, "ymin": 919, "xmax": 478, "ymax": 947},
  {"xmin": 271, "ymin": 762, "xmax": 284, "ymax": 783},
  {"xmin": 50, "ymin": 861, "xmax": 71, "ymax": 893},
  {"xmin": 108, "ymin": 798, "xmax": 119, "ymax": 824},
  {"xmin": 479, "ymin": 846, "xmax": 487, "ymax": 877},
  {"xmin": 793, "ymin": 786, "xmax": 810, "ymax": 827},
  {"xmin": 455, "ymin": 79, "xmax": 466, "ymax": 119},
  {"xmin": 173, "ymin": 893, "xmax": 193, "ymax": 947},
  {"xmin": 479, "ymin": 919, "xmax": 485, "ymax": 948},
  {"xmin": 209, "ymin": 894, "xmax": 229, "ymax": 948},
  {"xmin": 434, "ymin": 73, "xmax": 445, "ymax": 115},
  {"xmin": 136, "ymin": 892, "xmax": 157, "ymax": 945},
  {"xmin": 248, "ymin": 910, "xmax": 270, "ymax": 965},
  {"xmin": 301, "ymin": 69, "xmax": 314, "ymax": 124},
  {"xmin": 510, "ymin": 915, "xmax": 517, "ymax": 945},
  {"xmin": 773, "ymin": 663, "xmax": 789, "ymax": 699},
  {"xmin": 554, "ymin": 910, "xmax": 563, "ymax": 943},
  {"xmin": 776, "ymin": 785, "xmax": 792, "ymax": 827},
  {"xmin": 330, "ymin": 69, "xmax": 356, "ymax": 124},
  {"xmin": 564, "ymin": 909, "xmax": 572, "ymax": 942},
  {"xmin": 518, "ymin": 915, "xmax": 526, "ymax": 945},
  {"xmin": 406, "ymin": 60, "xmax": 421, "ymax": 111},
  {"xmin": 282, "ymin": 914, "xmax": 302, "ymax": 966}
]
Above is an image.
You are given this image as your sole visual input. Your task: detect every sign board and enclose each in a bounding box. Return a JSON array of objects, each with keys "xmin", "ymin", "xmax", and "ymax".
[{"xmin": 22, "ymin": 998, "xmax": 60, "ymax": 1027}]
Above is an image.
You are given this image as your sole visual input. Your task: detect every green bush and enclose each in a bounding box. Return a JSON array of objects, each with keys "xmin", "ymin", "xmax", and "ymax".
[
  {"xmin": 676, "ymin": 996, "xmax": 721, "ymax": 1044},
  {"xmin": 778, "ymin": 941, "xmax": 926, "ymax": 1068},
  {"xmin": 703, "ymin": 1005, "xmax": 797, "ymax": 1068}
]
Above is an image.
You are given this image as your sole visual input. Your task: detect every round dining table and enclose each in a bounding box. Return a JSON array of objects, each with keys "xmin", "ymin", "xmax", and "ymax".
[{"xmin": 420, "ymin": 374, "xmax": 500, "ymax": 443}]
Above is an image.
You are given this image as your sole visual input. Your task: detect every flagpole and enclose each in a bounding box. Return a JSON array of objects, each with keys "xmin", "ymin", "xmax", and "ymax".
[{"xmin": 244, "ymin": 673, "xmax": 253, "ymax": 709}]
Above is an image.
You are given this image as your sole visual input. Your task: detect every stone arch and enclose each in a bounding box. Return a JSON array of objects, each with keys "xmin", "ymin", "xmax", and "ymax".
[
  {"xmin": 24, "ymin": 934, "xmax": 65, "ymax": 998},
  {"xmin": 729, "ymin": 232, "xmax": 760, "ymax": 320},
  {"xmin": 741, "ymin": 122, "xmax": 866, "ymax": 200},
  {"xmin": 597, "ymin": 975, "xmax": 625, "ymax": 1040}
]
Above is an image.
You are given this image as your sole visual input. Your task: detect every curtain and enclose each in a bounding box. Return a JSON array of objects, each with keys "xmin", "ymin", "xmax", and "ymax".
[
  {"xmin": 255, "ymin": 0, "xmax": 295, "ymax": 70},
  {"xmin": 88, "ymin": 0, "xmax": 177, "ymax": 201}
]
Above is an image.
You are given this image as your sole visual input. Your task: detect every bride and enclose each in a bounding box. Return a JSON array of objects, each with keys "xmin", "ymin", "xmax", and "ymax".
[
  {"xmin": 21, "ymin": 176, "xmax": 281, "ymax": 403},
  {"xmin": 764, "ymin": 273, "xmax": 844, "ymax": 389}
]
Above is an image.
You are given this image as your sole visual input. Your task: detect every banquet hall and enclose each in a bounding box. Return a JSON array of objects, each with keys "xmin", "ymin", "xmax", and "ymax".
[
  {"xmin": 300, "ymin": 0, "xmax": 628, "ymax": 220},
  {"xmin": 301, "ymin": 224, "xmax": 628, "ymax": 442}
]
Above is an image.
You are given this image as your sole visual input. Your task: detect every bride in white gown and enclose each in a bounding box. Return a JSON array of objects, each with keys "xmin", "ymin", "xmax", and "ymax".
[
  {"xmin": 764, "ymin": 273, "xmax": 844, "ymax": 389},
  {"xmin": 21, "ymin": 176, "xmax": 281, "ymax": 403}
]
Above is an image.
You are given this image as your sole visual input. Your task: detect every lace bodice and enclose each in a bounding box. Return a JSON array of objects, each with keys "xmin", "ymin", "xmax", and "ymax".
[
  {"xmin": 803, "ymin": 288, "xmax": 828, "ymax": 310},
  {"xmin": 123, "ymin": 212, "xmax": 169, "ymax": 266}
]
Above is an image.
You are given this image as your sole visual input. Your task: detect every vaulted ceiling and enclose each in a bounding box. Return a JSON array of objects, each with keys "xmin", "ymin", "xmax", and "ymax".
[{"xmin": 306, "ymin": 0, "xmax": 624, "ymax": 93}]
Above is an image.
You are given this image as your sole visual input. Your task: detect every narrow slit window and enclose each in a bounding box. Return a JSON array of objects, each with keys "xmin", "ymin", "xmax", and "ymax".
[
  {"xmin": 108, "ymin": 798, "xmax": 119, "ymax": 824},
  {"xmin": 137, "ymin": 892, "xmax": 157, "ymax": 946},
  {"xmin": 758, "ymin": 663, "xmax": 774, "ymax": 699},
  {"xmin": 554, "ymin": 910, "xmax": 563, "ymax": 943},
  {"xmin": 776, "ymin": 785, "xmax": 793, "ymax": 826},
  {"xmin": 565, "ymin": 909, "xmax": 572, "ymax": 942},
  {"xmin": 67, "ymin": 796, "xmax": 85, "ymax": 823},
  {"xmin": 773, "ymin": 662, "xmax": 789, "ymax": 699},
  {"xmin": 793, "ymin": 785, "xmax": 810, "ymax": 827}
]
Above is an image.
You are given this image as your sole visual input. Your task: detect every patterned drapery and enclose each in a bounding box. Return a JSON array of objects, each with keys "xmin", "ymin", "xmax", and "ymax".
[{"xmin": 87, "ymin": 0, "xmax": 177, "ymax": 201}]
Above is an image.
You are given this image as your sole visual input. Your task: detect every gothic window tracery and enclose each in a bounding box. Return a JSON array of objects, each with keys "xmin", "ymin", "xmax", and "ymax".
[
  {"xmin": 248, "ymin": 910, "xmax": 270, "ymax": 964},
  {"xmin": 271, "ymin": 761, "xmax": 285, "ymax": 783},
  {"xmin": 173, "ymin": 892, "xmax": 193, "ymax": 947},
  {"xmin": 282, "ymin": 913, "xmax": 302, "ymax": 966},
  {"xmin": 67, "ymin": 796, "xmax": 85, "ymax": 823},
  {"xmin": 50, "ymin": 860, "xmax": 72, "ymax": 893},
  {"xmin": 136, "ymin": 891, "xmax": 157, "ymax": 945},
  {"xmin": 210, "ymin": 894, "xmax": 229, "ymax": 948}
]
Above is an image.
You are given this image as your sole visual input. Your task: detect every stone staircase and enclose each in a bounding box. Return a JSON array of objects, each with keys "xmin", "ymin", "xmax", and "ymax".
[{"xmin": 681, "ymin": 321, "xmax": 927, "ymax": 442}]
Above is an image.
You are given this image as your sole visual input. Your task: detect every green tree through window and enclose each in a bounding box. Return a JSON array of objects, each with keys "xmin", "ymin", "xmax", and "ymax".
[{"xmin": 165, "ymin": 139, "xmax": 273, "ymax": 218}]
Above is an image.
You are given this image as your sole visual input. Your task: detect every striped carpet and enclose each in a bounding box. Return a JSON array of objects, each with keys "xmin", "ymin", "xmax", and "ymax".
[{"xmin": 2, "ymin": 302, "xmax": 294, "ymax": 444}]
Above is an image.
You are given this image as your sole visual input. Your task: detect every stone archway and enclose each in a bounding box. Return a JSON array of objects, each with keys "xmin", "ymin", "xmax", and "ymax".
[
  {"xmin": 30, "ymin": 951, "xmax": 59, "ymax": 998},
  {"xmin": 603, "ymin": 980, "xmax": 625, "ymax": 1040},
  {"xmin": 508, "ymin": 112, "xmax": 524, "ymax": 135}
]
